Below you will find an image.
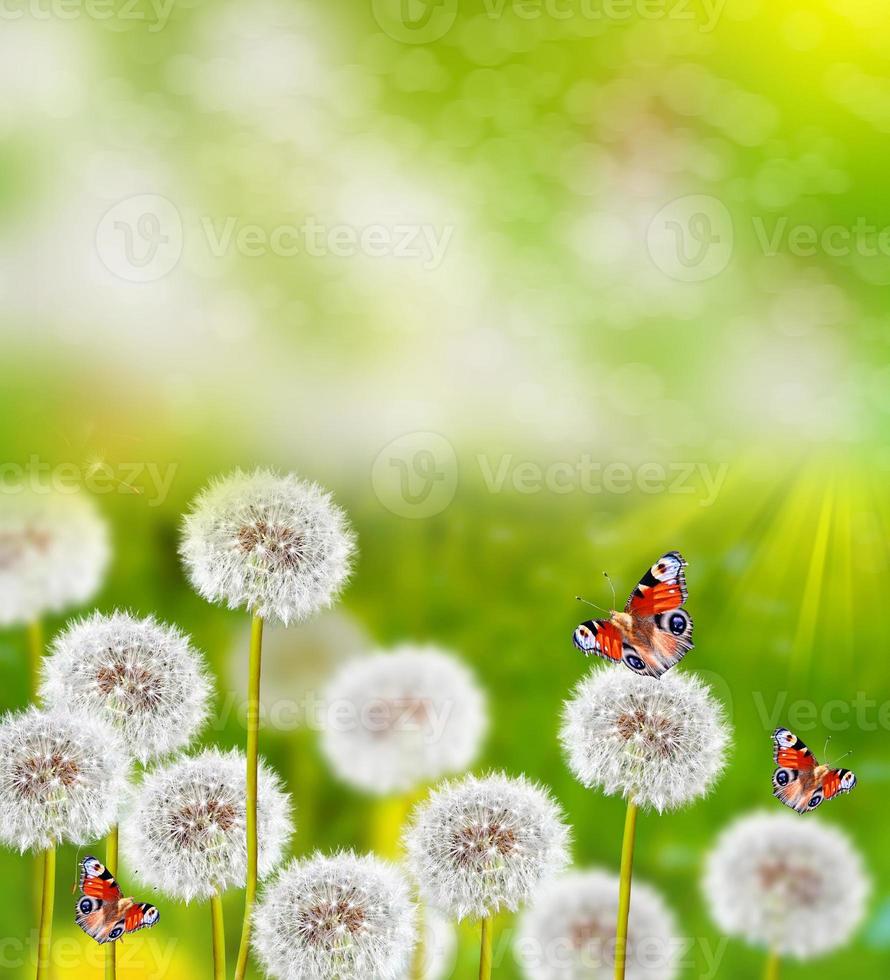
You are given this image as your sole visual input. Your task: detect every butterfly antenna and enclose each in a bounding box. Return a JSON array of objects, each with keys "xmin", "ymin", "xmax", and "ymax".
[
  {"xmin": 823, "ymin": 735, "xmax": 832, "ymax": 761},
  {"xmin": 603, "ymin": 571, "xmax": 617, "ymax": 610},
  {"xmin": 831, "ymin": 749, "xmax": 853, "ymax": 767},
  {"xmin": 576, "ymin": 596, "xmax": 609, "ymax": 615}
]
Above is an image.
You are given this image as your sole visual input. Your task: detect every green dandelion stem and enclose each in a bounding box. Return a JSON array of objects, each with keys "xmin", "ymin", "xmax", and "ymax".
[
  {"xmin": 105, "ymin": 826, "xmax": 118, "ymax": 980},
  {"xmin": 36, "ymin": 845, "xmax": 55, "ymax": 980},
  {"xmin": 614, "ymin": 799, "xmax": 638, "ymax": 980},
  {"xmin": 234, "ymin": 612, "xmax": 264, "ymax": 980},
  {"xmin": 211, "ymin": 892, "xmax": 226, "ymax": 980},
  {"xmin": 765, "ymin": 950, "xmax": 780, "ymax": 980},
  {"xmin": 479, "ymin": 916, "xmax": 493, "ymax": 980}
]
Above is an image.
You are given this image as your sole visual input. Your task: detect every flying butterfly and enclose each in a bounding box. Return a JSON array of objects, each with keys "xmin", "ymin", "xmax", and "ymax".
[
  {"xmin": 772, "ymin": 728, "xmax": 857, "ymax": 814},
  {"xmin": 75, "ymin": 856, "xmax": 160, "ymax": 945},
  {"xmin": 572, "ymin": 550, "xmax": 694, "ymax": 678}
]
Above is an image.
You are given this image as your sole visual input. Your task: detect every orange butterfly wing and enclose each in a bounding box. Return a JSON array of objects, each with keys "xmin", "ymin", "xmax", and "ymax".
[
  {"xmin": 624, "ymin": 550, "xmax": 688, "ymax": 615},
  {"xmin": 572, "ymin": 619, "xmax": 624, "ymax": 661},
  {"xmin": 624, "ymin": 551, "xmax": 693, "ymax": 677},
  {"xmin": 79, "ymin": 857, "xmax": 122, "ymax": 902}
]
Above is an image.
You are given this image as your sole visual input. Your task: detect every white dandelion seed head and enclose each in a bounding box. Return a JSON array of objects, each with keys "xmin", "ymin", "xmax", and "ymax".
[
  {"xmin": 0, "ymin": 488, "xmax": 109, "ymax": 627},
  {"xmin": 515, "ymin": 869, "xmax": 681, "ymax": 980},
  {"xmin": 702, "ymin": 810, "xmax": 870, "ymax": 960},
  {"xmin": 560, "ymin": 667, "xmax": 731, "ymax": 813},
  {"xmin": 0, "ymin": 706, "xmax": 128, "ymax": 852},
  {"xmin": 253, "ymin": 850, "xmax": 417, "ymax": 980},
  {"xmin": 180, "ymin": 468, "xmax": 356, "ymax": 626},
  {"xmin": 404, "ymin": 772, "xmax": 571, "ymax": 922},
  {"xmin": 120, "ymin": 748, "xmax": 292, "ymax": 902},
  {"xmin": 320, "ymin": 646, "xmax": 489, "ymax": 796},
  {"xmin": 226, "ymin": 610, "xmax": 370, "ymax": 730},
  {"xmin": 40, "ymin": 611, "xmax": 213, "ymax": 765}
]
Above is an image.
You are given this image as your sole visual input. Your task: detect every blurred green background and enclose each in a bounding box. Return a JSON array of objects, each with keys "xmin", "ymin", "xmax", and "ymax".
[{"xmin": 2, "ymin": 0, "xmax": 889, "ymax": 976}]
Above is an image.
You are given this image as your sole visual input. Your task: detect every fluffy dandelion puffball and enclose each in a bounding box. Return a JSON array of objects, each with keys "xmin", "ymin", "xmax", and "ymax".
[
  {"xmin": 253, "ymin": 850, "xmax": 417, "ymax": 980},
  {"xmin": 0, "ymin": 706, "xmax": 127, "ymax": 852},
  {"xmin": 702, "ymin": 810, "xmax": 870, "ymax": 959},
  {"xmin": 0, "ymin": 489, "xmax": 109, "ymax": 627},
  {"xmin": 180, "ymin": 468, "xmax": 356, "ymax": 625},
  {"xmin": 515, "ymin": 870, "xmax": 681, "ymax": 980},
  {"xmin": 121, "ymin": 748, "xmax": 292, "ymax": 902},
  {"xmin": 40, "ymin": 611, "xmax": 212, "ymax": 764},
  {"xmin": 320, "ymin": 646, "xmax": 488, "ymax": 795},
  {"xmin": 404, "ymin": 772, "xmax": 571, "ymax": 921},
  {"xmin": 560, "ymin": 666, "xmax": 730, "ymax": 812}
]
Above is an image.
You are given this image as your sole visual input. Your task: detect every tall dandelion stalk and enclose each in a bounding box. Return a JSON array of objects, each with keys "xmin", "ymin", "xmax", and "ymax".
[
  {"xmin": 0, "ymin": 708, "xmax": 126, "ymax": 978},
  {"xmin": 702, "ymin": 811, "xmax": 869, "ymax": 976},
  {"xmin": 614, "ymin": 801, "xmax": 637, "ymax": 980},
  {"xmin": 561, "ymin": 667, "xmax": 731, "ymax": 980},
  {"xmin": 181, "ymin": 468, "xmax": 355, "ymax": 979},
  {"xmin": 405, "ymin": 773, "xmax": 570, "ymax": 979}
]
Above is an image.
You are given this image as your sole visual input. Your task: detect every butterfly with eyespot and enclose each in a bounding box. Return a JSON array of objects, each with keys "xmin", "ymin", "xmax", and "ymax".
[
  {"xmin": 572, "ymin": 550, "xmax": 694, "ymax": 678},
  {"xmin": 772, "ymin": 728, "xmax": 857, "ymax": 813},
  {"xmin": 75, "ymin": 856, "xmax": 160, "ymax": 945}
]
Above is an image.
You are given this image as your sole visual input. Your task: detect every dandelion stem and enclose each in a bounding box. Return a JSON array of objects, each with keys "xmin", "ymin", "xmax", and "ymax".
[
  {"xmin": 36, "ymin": 845, "xmax": 55, "ymax": 980},
  {"xmin": 211, "ymin": 892, "xmax": 226, "ymax": 980},
  {"xmin": 234, "ymin": 612, "xmax": 264, "ymax": 980},
  {"xmin": 28, "ymin": 619, "xmax": 45, "ymax": 922},
  {"xmin": 105, "ymin": 826, "xmax": 118, "ymax": 980},
  {"xmin": 764, "ymin": 950, "xmax": 780, "ymax": 980},
  {"xmin": 479, "ymin": 916, "xmax": 493, "ymax": 980},
  {"xmin": 614, "ymin": 799, "xmax": 638, "ymax": 980},
  {"xmin": 410, "ymin": 903, "xmax": 425, "ymax": 980}
]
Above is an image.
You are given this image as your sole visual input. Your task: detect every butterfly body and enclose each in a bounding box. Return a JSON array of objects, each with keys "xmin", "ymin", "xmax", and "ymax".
[
  {"xmin": 76, "ymin": 857, "xmax": 159, "ymax": 945},
  {"xmin": 772, "ymin": 728, "xmax": 857, "ymax": 813},
  {"xmin": 572, "ymin": 551, "xmax": 694, "ymax": 678}
]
